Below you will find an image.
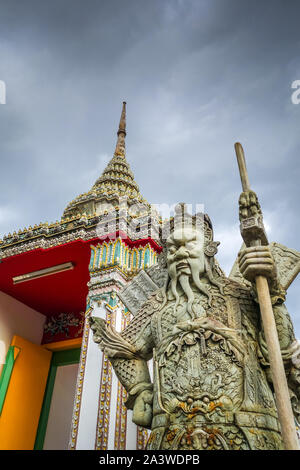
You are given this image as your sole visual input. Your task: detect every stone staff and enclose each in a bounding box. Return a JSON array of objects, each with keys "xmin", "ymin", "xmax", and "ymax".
[{"xmin": 234, "ymin": 142, "xmax": 299, "ymax": 450}]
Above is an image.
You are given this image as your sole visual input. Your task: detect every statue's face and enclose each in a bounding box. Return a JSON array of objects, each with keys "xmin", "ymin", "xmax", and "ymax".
[{"xmin": 166, "ymin": 227, "xmax": 205, "ymax": 279}]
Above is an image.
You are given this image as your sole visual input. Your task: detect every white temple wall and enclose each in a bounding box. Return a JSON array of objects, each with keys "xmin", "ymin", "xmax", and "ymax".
[
  {"xmin": 106, "ymin": 303, "xmax": 120, "ymax": 450},
  {"xmin": 0, "ymin": 290, "xmax": 46, "ymax": 373},
  {"xmin": 43, "ymin": 363, "xmax": 79, "ymax": 450},
  {"xmin": 107, "ymin": 364, "xmax": 119, "ymax": 449},
  {"xmin": 75, "ymin": 302, "xmax": 105, "ymax": 450},
  {"xmin": 126, "ymin": 410, "xmax": 138, "ymax": 450}
]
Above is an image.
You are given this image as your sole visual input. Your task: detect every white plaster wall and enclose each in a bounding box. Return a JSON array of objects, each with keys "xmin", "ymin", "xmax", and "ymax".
[
  {"xmin": 107, "ymin": 366, "xmax": 118, "ymax": 449},
  {"xmin": 75, "ymin": 302, "xmax": 105, "ymax": 450},
  {"xmin": 126, "ymin": 410, "xmax": 138, "ymax": 450},
  {"xmin": 43, "ymin": 363, "xmax": 79, "ymax": 450},
  {"xmin": 0, "ymin": 290, "xmax": 46, "ymax": 371},
  {"xmin": 107, "ymin": 305, "xmax": 123, "ymax": 449}
]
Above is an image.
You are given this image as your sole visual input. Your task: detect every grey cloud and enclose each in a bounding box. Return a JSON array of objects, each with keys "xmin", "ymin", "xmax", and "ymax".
[{"xmin": 0, "ymin": 0, "xmax": 299, "ymax": 332}]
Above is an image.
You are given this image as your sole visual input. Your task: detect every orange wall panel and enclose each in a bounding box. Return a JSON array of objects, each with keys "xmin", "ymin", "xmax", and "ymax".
[{"xmin": 0, "ymin": 335, "xmax": 52, "ymax": 450}]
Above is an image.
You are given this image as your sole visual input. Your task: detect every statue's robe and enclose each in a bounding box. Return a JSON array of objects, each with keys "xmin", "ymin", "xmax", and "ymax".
[{"xmin": 91, "ymin": 277, "xmax": 300, "ymax": 450}]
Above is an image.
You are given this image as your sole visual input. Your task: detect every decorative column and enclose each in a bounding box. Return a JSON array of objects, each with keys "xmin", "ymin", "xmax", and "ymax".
[{"xmin": 69, "ymin": 238, "xmax": 157, "ymax": 450}]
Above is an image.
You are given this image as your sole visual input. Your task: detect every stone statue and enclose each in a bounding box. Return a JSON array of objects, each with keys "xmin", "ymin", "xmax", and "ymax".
[{"xmin": 89, "ymin": 193, "xmax": 300, "ymax": 450}]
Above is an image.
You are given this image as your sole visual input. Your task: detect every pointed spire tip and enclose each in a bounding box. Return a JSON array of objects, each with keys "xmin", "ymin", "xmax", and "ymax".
[{"xmin": 115, "ymin": 101, "xmax": 126, "ymax": 157}]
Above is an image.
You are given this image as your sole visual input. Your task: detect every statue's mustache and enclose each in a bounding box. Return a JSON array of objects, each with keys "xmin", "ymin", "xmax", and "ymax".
[
  {"xmin": 169, "ymin": 257, "xmax": 204, "ymax": 277},
  {"xmin": 169, "ymin": 255, "xmax": 221, "ymax": 291},
  {"xmin": 169, "ymin": 257, "xmax": 192, "ymax": 274}
]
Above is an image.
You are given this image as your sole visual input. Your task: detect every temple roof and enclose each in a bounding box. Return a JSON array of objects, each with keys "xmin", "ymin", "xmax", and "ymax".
[
  {"xmin": 0, "ymin": 102, "xmax": 162, "ymax": 257},
  {"xmin": 63, "ymin": 102, "xmax": 148, "ymax": 219}
]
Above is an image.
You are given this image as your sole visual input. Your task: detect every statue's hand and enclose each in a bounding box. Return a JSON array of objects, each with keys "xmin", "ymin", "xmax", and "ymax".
[
  {"xmin": 238, "ymin": 245, "xmax": 277, "ymax": 282},
  {"xmin": 132, "ymin": 390, "xmax": 153, "ymax": 428}
]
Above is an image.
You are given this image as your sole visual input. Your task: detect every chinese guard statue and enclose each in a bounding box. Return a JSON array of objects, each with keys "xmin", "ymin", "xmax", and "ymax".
[{"xmin": 90, "ymin": 194, "xmax": 300, "ymax": 450}]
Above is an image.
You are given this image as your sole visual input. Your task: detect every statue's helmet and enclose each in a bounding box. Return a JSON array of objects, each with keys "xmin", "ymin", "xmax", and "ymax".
[{"xmin": 161, "ymin": 203, "xmax": 220, "ymax": 258}]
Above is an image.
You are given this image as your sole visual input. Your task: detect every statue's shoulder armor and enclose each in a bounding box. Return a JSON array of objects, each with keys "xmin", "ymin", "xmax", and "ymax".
[
  {"xmin": 223, "ymin": 277, "xmax": 260, "ymax": 315},
  {"xmin": 224, "ymin": 277, "xmax": 253, "ymax": 300},
  {"xmin": 223, "ymin": 277, "xmax": 260, "ymax": 333}
]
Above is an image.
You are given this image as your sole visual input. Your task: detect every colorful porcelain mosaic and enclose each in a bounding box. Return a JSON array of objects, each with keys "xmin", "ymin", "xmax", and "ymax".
[{"xmin": 89, "ymin": 238, "xmax": 157, "ymax": 274}]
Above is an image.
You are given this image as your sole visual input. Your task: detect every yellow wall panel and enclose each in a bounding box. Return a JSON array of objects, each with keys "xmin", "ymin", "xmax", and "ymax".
[
  {"xmin": 0, "ymin": 335, "xmax": 52, "ymax": 450},
  {"xmin": 43, "ymin": 337, "xmax": 82, "ymax": 352}
]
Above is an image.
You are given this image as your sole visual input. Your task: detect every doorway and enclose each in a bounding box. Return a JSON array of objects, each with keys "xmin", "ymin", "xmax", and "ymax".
[{"xmin": 34, "ymin": 348, "xmax": 80, "ymax": 450}]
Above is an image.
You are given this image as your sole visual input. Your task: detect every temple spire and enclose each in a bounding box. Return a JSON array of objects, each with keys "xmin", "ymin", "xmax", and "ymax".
[
  {"xmin": 114, "ymin": 101, "xmax": 126, "ymax": 158},
  {"xmin": 63, "ymin": 100, "xmax": 151, "ymax": 218}
]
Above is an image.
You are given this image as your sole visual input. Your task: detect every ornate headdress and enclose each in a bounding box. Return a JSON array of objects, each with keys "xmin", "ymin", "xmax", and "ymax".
[{"xmin": 161, "ymin": 203, "xmax": 220, "ymax": 257}]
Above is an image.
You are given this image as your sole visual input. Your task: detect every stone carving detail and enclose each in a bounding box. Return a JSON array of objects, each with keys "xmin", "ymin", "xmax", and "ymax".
[
  {"xmin": 90, "ymin": 213, "xmax": 300, "ymax": 450},
  {"xmin": 146, "ymin": 264, "xmax": 168, "ymax": 289},
  {"xmin": 118, "ymin": 270, "xmax": 159, "ymax": 316},
  {"xmin": 238, "ymin": 190, "xmax": 268, "ymax": 246},
  {"xmin": 271, "ymin": 242, "xmax": 300, "ymax": 290},
  {"xmin": 230, "ymin": 241, "xmax": 300, "ymax": 291}
]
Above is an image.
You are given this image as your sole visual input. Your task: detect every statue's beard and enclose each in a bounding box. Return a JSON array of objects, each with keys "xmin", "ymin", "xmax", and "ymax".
[
  {"xmin": 177, "ymin": 273, "xmax": 195, "ymax": 316},
  {"xmin": 168, "ymin": 258, "xmax": 211, "ymax": 318}
]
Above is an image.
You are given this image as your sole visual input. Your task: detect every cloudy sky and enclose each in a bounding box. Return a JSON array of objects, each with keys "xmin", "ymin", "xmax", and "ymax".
[{"xmin": 0, "ymin": 0, "xmax": 299, "ymax": 333}]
